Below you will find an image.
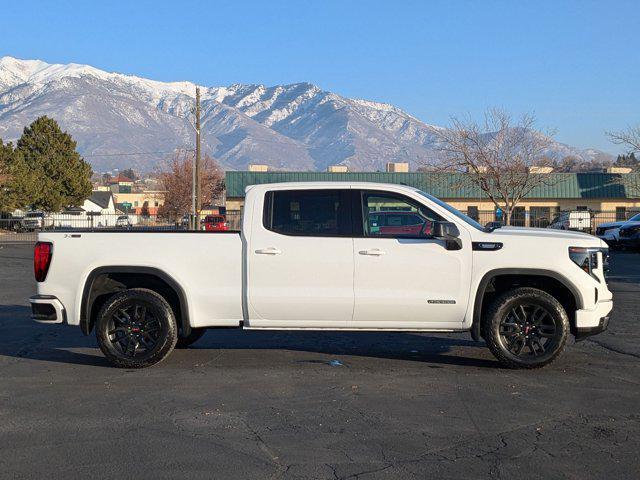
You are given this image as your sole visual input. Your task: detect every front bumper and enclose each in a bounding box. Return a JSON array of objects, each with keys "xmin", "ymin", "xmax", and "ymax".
[
  {"xmin": 575, "ymin": 315, "xmax": 610, "ymax": 341},
  {"xmin": 574, "ymin": 299, "xmax": 612, "ymax": 340},
  {"xmin": 29, "ymin": 295, "xmax": 66, "ymax": 324}
]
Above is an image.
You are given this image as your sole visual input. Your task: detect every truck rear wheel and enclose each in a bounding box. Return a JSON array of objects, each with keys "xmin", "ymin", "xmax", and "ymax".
[
  {"xmin": 176, "ymin": 328, "xmax": 206, "ymax": 348},
  {"xmin": 483, "ymin": 287, "xmax": 569, "ymax": 369},
  {"xmin": 95, "ymin": 288, "xmax": 178, "ymax": 368}
]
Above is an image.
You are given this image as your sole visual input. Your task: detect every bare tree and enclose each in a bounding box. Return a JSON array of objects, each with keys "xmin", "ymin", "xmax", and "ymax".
[
  {"xmin": 552, "ymin": 154, "xmax": 612, "ymax": 173},
  {"xmin": 607, "ymin": 126, "xmax": 640, "ymax": 199},
  {"xmin": 426, "ymin": 109, "xmax": 556, "ymax": 225},
  {"xmin": 157, "ymin": 150, "xmax": 224, "ymax": 221},
  {"xmin": 607, "ymin": 126, "xmax": 640, "ymax": 154}
]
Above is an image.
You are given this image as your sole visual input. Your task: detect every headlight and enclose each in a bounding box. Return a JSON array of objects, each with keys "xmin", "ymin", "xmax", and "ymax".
[{"xmin": 569, "ymin": 246, "xmax": 605, "ymax": 281}]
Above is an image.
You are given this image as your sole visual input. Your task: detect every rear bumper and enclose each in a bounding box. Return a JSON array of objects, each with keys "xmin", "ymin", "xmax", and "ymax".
[{"xmin": 29, "ymin": 295, "xmax": 66, "ymax": 324}]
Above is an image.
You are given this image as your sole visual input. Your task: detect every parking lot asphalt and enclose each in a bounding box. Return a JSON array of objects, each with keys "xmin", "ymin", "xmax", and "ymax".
[{"xmin": 0, "ymin": 244, "xmax": 639, "ymax": 479}]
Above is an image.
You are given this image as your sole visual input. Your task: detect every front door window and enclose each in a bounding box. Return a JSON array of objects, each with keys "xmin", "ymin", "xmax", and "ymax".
[{"xmin": 362, "ymin": 191, "xmax": 442, "ymax": 237}]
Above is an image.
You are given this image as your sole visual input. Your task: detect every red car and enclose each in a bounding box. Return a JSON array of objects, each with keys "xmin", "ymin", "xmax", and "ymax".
[
  {"xmin": 368, "ymin": 211, "xmax": 433, "ymax": 236},
  {"xmin": 202, "ymin": 215, "xmax": 229, "ymax": 231}
]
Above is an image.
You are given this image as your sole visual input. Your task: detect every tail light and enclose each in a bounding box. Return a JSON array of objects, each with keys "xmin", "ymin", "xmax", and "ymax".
[{"xmin": 34, "ymin": 241, "xmax": 53, "ymax": 282}]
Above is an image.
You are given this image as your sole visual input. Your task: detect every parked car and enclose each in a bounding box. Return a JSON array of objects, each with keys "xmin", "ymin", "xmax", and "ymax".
[
  {"xmin": 20, "ymin": 211, "xmax": 53, "ymax": 231},
  {"xmin": 595, "ymin": 212, "xmax": 640, "ymax": 248},
  {"xmin": 618, "ymin": 223, "xmax": 640, "ymax": 250},
  {"xmin": 30, "ymin": 182, "xmax": 612, "ymax": 370},
  {"xmin": 1, "ymin": 214, "xmax": 23, "ymax": 232},
  {"xmin": 115, "ymin": 215, "xmax": 133, "ymax": 228},
  {"xmin": 368, "ymin": 211, "xmax": 433, "ymax": 236},
  {"xmin": 548, "ymin": 211, "xmax": 592, "ymax": 233},
  {"xmin": 202, "ymin": 214, "xmax": 228, "ymax": 232}
]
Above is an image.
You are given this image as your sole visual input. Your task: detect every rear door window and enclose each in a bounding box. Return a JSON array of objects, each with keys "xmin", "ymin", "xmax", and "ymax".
[{"xmin": 263, "ymin": 189, "xmax": 352, "ymax": 236}]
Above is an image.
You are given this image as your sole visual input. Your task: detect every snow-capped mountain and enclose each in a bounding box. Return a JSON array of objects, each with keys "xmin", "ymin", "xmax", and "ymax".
[{"xmin": 0, "ymin": 56, "xmax": 611, "ymax": 172}]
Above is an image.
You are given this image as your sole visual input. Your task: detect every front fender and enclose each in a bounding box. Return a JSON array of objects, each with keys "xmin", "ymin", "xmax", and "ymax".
[{"xmin": 469, "ymin": 268, "xmax": 584, "ymax": 341}]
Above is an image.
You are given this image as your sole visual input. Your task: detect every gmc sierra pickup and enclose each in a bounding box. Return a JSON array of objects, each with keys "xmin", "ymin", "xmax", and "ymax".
[{"xmin": 30, "ymin": 182, "xmax": 613, "ymax": 369}]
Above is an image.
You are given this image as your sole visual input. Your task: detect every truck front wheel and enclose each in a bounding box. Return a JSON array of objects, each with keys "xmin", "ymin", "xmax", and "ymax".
[
  {"xmin": 483, "ymin": 287, "xmax": 569, "ymax": 369},
  {"xmin": 95, "ymin": 288, "xmax": 178, "ymax": 368}
]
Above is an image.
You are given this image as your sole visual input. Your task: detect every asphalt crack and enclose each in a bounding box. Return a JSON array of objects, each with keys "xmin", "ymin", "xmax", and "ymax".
[{"xmin": 585, "ymin": 338, "xmax": 640, "ymax": 359}]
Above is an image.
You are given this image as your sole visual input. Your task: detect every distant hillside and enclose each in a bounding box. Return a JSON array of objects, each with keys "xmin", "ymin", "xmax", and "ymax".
[{"xmin": 0, "ymin": 56, "xmax": 614, "ymax": 172}]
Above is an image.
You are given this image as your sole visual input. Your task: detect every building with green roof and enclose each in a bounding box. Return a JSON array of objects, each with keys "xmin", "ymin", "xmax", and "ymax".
[{"xmin": 224, "ymin": 171, "xmax": 640, "ymax": 227}]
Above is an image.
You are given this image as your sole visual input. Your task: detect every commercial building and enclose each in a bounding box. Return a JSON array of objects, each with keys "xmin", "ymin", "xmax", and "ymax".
[
  {"xmin": 225, "ymin": 171, "xmax": 640, "ymax": 227},
  {"xmin": 386, "ymin": 162, "xmax": 409, "ymax": 173},
  {"xmin": 108, "ymin": 174, "xmax": 135, "ymax": 193},
  {"xmin": 327, "ymin": 165, "xmax": 349, "ymax": 173},
  {"xmin": 113, "ymin": 191, "xmax": 165, "ymax": 215}
]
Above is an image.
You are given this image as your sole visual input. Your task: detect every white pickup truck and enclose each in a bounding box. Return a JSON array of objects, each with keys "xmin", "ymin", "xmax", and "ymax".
[{"xmin": 30, "ymin": 182, "xmax": 613, "ymax": 369}]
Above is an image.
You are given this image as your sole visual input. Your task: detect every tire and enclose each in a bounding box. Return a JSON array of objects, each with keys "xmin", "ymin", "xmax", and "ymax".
[
  {"xmin": 176, "ymin": 328, "xmax": 206, "ymax": 348},
  {"xmin": 483, "ymin": 287, "xmax": 569, "ymax": 369},
  {"xmin": 95, "ymin": 288, "xmax": 178, "ymax": 368}
]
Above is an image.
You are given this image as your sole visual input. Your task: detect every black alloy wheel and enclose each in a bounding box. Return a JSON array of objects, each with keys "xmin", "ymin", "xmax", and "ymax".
[
  {"xmin": 498, "ymin": 304, "xmax": 559, "ymax": 358},
  {"xmin": 483, "ymin": 287, "xmax": 569, "ymax": 369},
  {"xmin": 107, "ymin": 302, "xmax": 162, "ymax": 358},
  {"xmin": 96, "ymin": 289, "xmax": 178, "ymax": 368}
]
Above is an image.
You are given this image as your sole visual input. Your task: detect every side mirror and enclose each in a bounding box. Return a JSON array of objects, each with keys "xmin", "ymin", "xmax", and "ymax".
[
  {"xmin": 432, "ymin": 221, "xmax": 459, "ymax": 239},
  {"xmin": 432, "ymin": 221, "xmax": 462, "ymax": 250}
]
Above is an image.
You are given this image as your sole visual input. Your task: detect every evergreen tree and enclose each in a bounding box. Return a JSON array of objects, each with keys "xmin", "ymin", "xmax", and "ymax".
[
  {"xmin": 615, "ymin": 152, "xmax": 639, "ymax": 169},
  {"xmin": 140, "ymin": 200, "xmax": 150, "ymax": 218},
  {"xmin": 0, "ymin": 140, "xmax": 15, "ymax": 212},
  {"xmin": 0, "ymin": 140, "xmax": 35, "ymax": 212},
  {"xmin": 16, "ymin": 116, "xmax": 93, "ymax": 212}
]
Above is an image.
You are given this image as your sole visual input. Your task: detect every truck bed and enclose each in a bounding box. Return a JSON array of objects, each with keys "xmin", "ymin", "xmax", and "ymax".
[{"xmin": 35, "ymin": 231, "xmax": 244, "ymax": 328}]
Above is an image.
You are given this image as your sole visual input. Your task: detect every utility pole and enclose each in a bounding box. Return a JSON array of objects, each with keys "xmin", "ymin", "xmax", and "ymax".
[
  {"xmin": 191, "ymin": 147, "xmax": 196, "ymax": 230},
  {"xmin": 195, "ymin": 86, "xmax": 202, "ymax": 229},
  {"xmin": 189, "ymin": 87, "xmax": 202, "ymax": 230}
]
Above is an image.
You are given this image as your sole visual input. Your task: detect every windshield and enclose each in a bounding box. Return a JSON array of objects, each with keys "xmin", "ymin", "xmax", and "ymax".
[
  {"xmin": 628, "ymin": 213, "xmax": 640, "ymax": 222},
  {"xmin": 416, "ymin": 190, "xmax": 485, "ymax": 231}
]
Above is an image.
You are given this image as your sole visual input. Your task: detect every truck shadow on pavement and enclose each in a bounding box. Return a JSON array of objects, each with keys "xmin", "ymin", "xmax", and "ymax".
[{"xmin": 0, "ymin": 304, "xmax": 497, "ymax": 369}]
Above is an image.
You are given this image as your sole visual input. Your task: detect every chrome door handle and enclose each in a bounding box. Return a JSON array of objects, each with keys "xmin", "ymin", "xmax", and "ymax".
[
  {"xmin": 359, "ymin": 248, "xmax": 386, "ymax": 256},
  {"xmin": 255, "ymin": 247, "xmax": 282, "ymax": 255}
]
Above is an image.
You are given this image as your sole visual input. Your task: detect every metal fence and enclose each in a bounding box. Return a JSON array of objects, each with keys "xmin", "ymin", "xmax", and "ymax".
[
  {"xmin": 469, "ymin": 209, "xmax": 640, "ymax": 230},
  {"xmin": 0, "ymin": 210, "xmax": 243, "ymax": 244},
  {"xmin": 0, "ymin": 209, "xmax": 636, "ymax": 244}
]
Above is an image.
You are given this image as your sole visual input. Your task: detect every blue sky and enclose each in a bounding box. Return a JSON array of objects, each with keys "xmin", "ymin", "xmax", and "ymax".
[{"xmin": 2, "ymin": 0, "xmax": 638, "ymax": 153}]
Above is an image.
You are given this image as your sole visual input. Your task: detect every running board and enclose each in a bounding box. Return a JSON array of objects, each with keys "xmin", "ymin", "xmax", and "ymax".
[{"xmin": 242, "ymin": 326, "xmax": 466, "ymax": 332}]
